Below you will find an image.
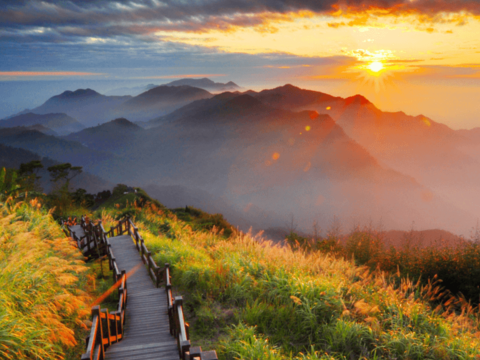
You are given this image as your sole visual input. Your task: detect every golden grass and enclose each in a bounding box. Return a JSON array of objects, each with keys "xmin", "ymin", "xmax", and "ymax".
[
  {"xmin": 0, "ymin": 198, "xmax": 92, "ymax": 360},
  {"xmin": 98, "ymin": 201, "xmax": 480, "ymax": 359}
]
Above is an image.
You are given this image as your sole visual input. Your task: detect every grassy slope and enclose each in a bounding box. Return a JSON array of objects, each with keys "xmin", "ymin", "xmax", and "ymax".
[
  {"xmin": 0, "ymin": 197, "xmax": 118, "ymax": 360},
  {"xmin": 98, "ymin": 199, "xmax": 480, "ymax": 360}
]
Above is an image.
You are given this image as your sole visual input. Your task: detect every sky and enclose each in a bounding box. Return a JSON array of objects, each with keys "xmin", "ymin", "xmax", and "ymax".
[{"xmin": 1, "ymin": 0, "xmax": 479, "ymax": 129}]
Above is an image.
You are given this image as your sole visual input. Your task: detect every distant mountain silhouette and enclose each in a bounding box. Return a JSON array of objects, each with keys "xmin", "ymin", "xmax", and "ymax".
[
  {"xmin": 249, "ymin": 84, "xmax": 476, "ymax": 188},
  {"xmin": 458, "ymin": 127, "xmax": 480, "ymax": 142},
  {"xmin": 0, "ymin": 127, "xmax": 118, "ymax": 175},
  {"xmin": 0, "ymin": 112, "xmax": 84, "ymax": 135},
  {"xmin": 8, "ymin": 83, "xmax": 478, "ymax": 234},
  {"xmin": 0, "ymin": 143, "xmax": 112, "ymax": 193},
  {"xmin": 24, "ymin": 124, "xmax": 58, "ymax": 136},
  {"xmin": 26, "ymin": 89, "xmax": 131, "ymax": 127},
  {"xmin": 147, "ymin": 91, "xmax": 251, "ymax": 127},
  {"xmin": 163, "ymin": 78, "xmax": 240, "ymax": 92},
  {"xmin": 92, "ymin": 91, "xmax": 473, "ymax": 233},
  {"xmin": 64, "ymin": 118, "xmax": 144, "ymax": 155},
  {"xmin": 113, "ymin": 85, "xmax": 213, "ymax": 122},
  {"xmin": 251, "ymin": 84, "xmax": 340, "ymax": 109}
]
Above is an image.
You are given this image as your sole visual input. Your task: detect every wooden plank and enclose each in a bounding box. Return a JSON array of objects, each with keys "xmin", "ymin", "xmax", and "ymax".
[{"xmin": 104, "ymin": 227, "xmax": 178, "ymax": 360}]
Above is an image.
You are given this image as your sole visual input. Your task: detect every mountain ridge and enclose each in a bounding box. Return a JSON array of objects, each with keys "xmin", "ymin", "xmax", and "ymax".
[
  {"xmin": 163, "ymin": 77, "xmax": 240, "ymax": 91},
  {"xmin": 0, "ymin": 112, "xmax": 85, "ymax": 135}
]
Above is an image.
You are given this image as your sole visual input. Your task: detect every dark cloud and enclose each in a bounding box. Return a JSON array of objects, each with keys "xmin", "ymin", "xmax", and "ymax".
[{"xmin": 1, "ymin": 0, "xmax": 480, "ymax": 45}]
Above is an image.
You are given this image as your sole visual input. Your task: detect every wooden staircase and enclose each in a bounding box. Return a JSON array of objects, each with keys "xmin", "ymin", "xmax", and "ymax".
[{"xmin": 64, "ymin": 217, "xmax": 218, "ymax": 360}]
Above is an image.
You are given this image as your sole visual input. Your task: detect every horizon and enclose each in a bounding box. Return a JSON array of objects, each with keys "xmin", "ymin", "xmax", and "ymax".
[
  {"xmin": 1, "ymin": 0, "xmax": 480, "ymax": 129},
  {"xmin": 0, "ymin": 78, "xmax": 477, "ymax": 131}
]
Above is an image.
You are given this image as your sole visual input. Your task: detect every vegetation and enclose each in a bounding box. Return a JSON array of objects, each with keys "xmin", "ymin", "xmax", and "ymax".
[
  {"xmin": 96, "ymin": 201, "xmax": 480, "ymax": 360},
  {"xmin": 4, "ymin": 159, "xmax": 480, "ymax": 360},
  {"xmin": 285, "ymin": 227, "xmax": 480, "ymax": 307},
  {"xmin": 0, "ymin": 197, "xmax": 93, "ymax": 360},
  {"xmin": 0, "ymin": 165, "xmax": 119, "ymax": 360}
]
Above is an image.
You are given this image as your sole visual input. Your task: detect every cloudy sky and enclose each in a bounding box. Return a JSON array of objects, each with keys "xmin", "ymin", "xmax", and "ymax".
[{"xmin": 1, "ymin": 0, "xmax": 480, "ymax": 128}]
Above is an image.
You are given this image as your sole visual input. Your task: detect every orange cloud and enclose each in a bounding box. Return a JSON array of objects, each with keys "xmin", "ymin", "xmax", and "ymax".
[{"xmin": 0, "ymin": 71, "xmax": 103, "ymax": 76}]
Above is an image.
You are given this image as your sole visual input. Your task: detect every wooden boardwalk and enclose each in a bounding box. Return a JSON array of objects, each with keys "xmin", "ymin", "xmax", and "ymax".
[
  {"xmin": 70, "ymin": 216, "xmax": 218, "ymax": 360},
  {"xmin": 69, "ymin": 224, "xmax": 85, "ymax": 240},
  {"xmin": 105, "ymin": 234, "xmax": 179, "ymax": 360}
]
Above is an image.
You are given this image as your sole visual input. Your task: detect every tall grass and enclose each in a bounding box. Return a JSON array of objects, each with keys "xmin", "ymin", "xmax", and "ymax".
[
  {"xmin": 0, "ymin": 197, "xmax": 93, "ymax": 360},
  {"xmin": 310, "ymin": 228, "xmax": 480, "ymax": 304},
  {"xmin": 99, "ymin": 202, "xmax": 480, "ymax": 360}
]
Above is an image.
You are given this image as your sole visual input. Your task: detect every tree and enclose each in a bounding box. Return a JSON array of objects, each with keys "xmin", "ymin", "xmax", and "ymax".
[
  {"xmin": 47, "ymin": 163, "xmax": 82, "ymax": 217},
  {"xmin": 0, "ymin": 167, "xmax": 21, "ymax": 199},
  {"xmin": 18, "ymin": 160, "xmax": 44, "ymax": 192},
  {"xmin": 72, "ymin": 188, "xmax": 95, "ymax": 208},
  {"xmin": 47, "ymin": 163, "xmax": 82, "ymax": 191}
]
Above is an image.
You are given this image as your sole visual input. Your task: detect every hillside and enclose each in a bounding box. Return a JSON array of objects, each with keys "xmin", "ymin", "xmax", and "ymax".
[
  {"xmin": 4, "ymin": 170, "xmax": 480, "ymax": 359},
  {"xmin": 64, "ymin": 118, "xmax": 144, "ymax": 155},
  {"xmin": 113, "ymin": 92, "xmax": 472, "ymax": 233},
  {"xmin": 0, "ymin": 112, "xmax": 85, "ymax": 135},
  {"xmin": 0, "ymin": 127, "xmax": 120, "ymax": 178},
  {"xmin": 92, "ymin": 198, "xmax": 480, "ymax": 360},
  {"xmin": 25, "ymin": 124, "xmax": 59, "ymax": 136},
  {"xmin": 4, "ymin": 83, "xmax": 480, "ymax": 235},
  {"xmin": 112, "ymin": 85, "xmax": 213, "ymax": 122},
  {"xmin": 0, "ymin": 199, "xmax": 97, "ymax": 360},
  {"xmin": 0, "ymin": 143, "xmax": 113, "ymax": 193},
  {"xmin": 28, "ymin": 89, "xmax": 132, "ymax": 127}
]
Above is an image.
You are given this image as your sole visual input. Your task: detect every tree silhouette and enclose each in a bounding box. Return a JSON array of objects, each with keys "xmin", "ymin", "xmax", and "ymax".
[
  {"xmin": 19, "ymin": 160, "xmax": 44, "ymax": 192},
  {"xmin": 47, "ymin": 163, "xmax": 82, "ymax": 190}
]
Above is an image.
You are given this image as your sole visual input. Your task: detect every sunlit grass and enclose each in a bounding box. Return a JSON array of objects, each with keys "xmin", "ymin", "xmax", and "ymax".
[
  {"xmin": 0, "ymin": 197, "xmax": 93, "ymax": 360},
  {"xmin": 99, "ymin": 202, "xmax": 480, "ymax": 359}
]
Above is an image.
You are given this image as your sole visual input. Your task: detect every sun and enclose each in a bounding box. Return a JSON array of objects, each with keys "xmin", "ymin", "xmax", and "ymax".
[{"xmin": 368, "ymin": 61, "xmax": 384, "ymax": 73}]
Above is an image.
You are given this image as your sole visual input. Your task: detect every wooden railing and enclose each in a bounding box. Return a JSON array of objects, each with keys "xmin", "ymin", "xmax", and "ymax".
[
  {"xmin": 124, "ymin": 216, "xmax": 218, "ymax": 360},
  {"xmin": 81, "ymin": 272, "xmax": 127, "ymax": 360},
  {"xmin": 80, "ymin": 220, "xmax": 127, "ymax": 360},
  {"xmin": 64, "ymin": 215, "xmax": 217, "ymax": 360}
]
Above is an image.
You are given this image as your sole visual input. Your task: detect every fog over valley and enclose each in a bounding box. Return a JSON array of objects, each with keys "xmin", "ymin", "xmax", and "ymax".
[{"xmin": 1, "ymin": 80, "xmax": 479, "ymax": 238}]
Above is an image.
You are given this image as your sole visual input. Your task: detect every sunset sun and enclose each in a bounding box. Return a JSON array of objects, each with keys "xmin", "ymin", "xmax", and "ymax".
[{"xmin": 368, "ymin": 61, "xmax": 384, "ymax": 73}]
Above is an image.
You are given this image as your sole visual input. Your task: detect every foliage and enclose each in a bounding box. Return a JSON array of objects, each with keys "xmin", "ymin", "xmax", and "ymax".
[
  {"xmin": 94, "ymin": 185, "xmax": 164, "ymax": 214},
  {"xmin": 112, "ymin": 184, "xmax": 129, "ymax": 197},
  {"xmin": 18, "ymin": 160, "xmax": 44, "ymax": 193},
  {"xmin": 0, "ymin": 197, "xmax": 93, "ymax": 360},
  {"xmin": 97, "ymin": 204, "xmax": 480, "ymax": 360},
  {"xmin": 72, "ymin": 188, "xmax": 95, "ymax": 208},
  {"xmin": 173, "ymin": 206, "xmax": 235, "ymax": 237},
  {"xmin": 316, "ymin": 229, "xmax": 480, "ymax": 305},
  {"xmin": 0, "ymin": 167, "xmax": 21, "ymax": 199},
  {"xmin": 47, "ymin": 163, "xmax": 82, "ymax": 190}
]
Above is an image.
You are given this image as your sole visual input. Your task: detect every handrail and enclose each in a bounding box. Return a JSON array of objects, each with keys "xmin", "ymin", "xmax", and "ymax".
[
  {"xmin": 77, "ymin": 219, "xmax": 128, "ymax": 360},
  {"xmin": 123, "ymin": 216, "xmax": 218, "ymax": 360},
  {"xmin": 65, "ymin": 215, "xmax": 217, "ymax": 360}
]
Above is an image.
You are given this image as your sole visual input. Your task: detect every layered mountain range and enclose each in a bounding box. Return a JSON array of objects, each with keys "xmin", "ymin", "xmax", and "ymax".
[{"xmin": 0, "ymin": 83, "xmax": 477, "ymax": 235}]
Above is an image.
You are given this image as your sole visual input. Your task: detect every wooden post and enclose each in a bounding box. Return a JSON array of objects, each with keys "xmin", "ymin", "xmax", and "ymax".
[
  {"xmin": 135, "ymin": 231, "xmax": 140, "ymax": 251},
  {"xmin": 175, "ymin": 296, "xmax": 191, "ymax": 360},
  {"xmin": 121, "ymin": 270, "xmax": 127, "ymax": 307},
  {"xmin": 110, "ymin": 310, "xmax": 118, "ymax": 344},
  {"xmin": 111, "ymin": 256, "xmax": 116, "ymax": 283},
  {"xmin": 107, "ymin": 244, "xmax": 112, "ymax": 270},
  {"xmin": 101, "ymin": 308, "xmax": 111, "ymax": 349},
  {"xmin": 92, "ymin": 306, "xmax": 105, "ymax": 359}
]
